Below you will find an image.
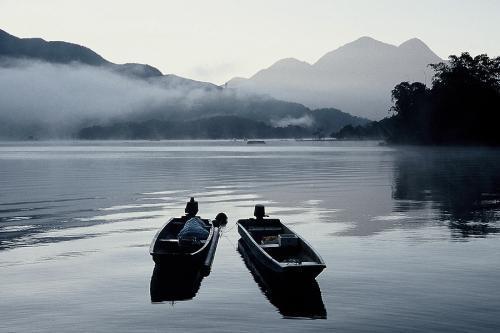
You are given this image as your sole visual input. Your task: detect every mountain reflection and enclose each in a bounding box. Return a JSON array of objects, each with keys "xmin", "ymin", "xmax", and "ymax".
[
  {"xmin": 237, "ymin": 240, "xmax": 327, "ymax": 319},
  {"xmin": 392, "ymin": 147, "xmax": 500, "ymax": 238}
]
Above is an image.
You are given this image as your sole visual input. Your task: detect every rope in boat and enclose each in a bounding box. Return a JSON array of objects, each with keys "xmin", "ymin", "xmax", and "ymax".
[
  {"xmin": 223, "ymin": 221, "xmax": 237, "ymax": 234},
  {"xmin": 218, "ymin": 219, "xmax": 238, "ymax": 251},
  {"xmin": 222, "ymin": 233, "xmax": 238, "ymax": 251}
]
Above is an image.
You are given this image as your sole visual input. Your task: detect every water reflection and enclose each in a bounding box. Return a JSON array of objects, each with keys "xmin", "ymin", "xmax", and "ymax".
[
  {"xmin": 393, "ymin": 148, "xmax": 500, "ymax": 238},
  {"xmin": 150, "ymin": 263, "xmax": 208, "ymax": 303},
  {"xmin": 238, "ymin": 240, "xmax": 327, "ymax": 319}
]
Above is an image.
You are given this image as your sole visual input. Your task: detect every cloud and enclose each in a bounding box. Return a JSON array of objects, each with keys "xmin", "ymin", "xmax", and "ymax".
[{"xmin": 272, "ymin": 115, "xmax": 314, "ymax": 128}]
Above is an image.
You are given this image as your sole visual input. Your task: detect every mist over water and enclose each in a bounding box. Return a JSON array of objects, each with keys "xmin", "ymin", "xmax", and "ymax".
[
  {"xmin": 1, "ymin": 60, "xmax": 302, "ymax": 139},
  {"xmin": 1, "ymin": 141, "xmax": 499, "ymax": 332},
  {"xmin": 0, "ymin": 60, "xmax": 207, "ymax": 137}
]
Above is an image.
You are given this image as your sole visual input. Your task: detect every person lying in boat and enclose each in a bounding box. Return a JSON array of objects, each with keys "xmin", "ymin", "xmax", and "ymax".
[{"xmin": 178, "ymin": 216, "xmax": 209, "ymax": 242}]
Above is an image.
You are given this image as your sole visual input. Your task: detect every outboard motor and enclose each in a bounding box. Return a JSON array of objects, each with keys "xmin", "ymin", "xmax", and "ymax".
[
  {"xmin": 213, "ymin": 212, "xmax": 228, "ymax": 227},
  {"xmin": 185, "ymin": 197, "xmax": 199, "ymax": 217},
  {"xmin": 254, "ymin": 204, "xmax": 266, "ymax": 220}
]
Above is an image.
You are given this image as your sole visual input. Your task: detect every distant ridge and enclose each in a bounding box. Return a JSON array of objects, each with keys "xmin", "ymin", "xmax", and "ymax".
[
  {"xmin": 0, "ymin": 28, "xmax": 370, "ymax": 139},
  {"xmin": 0, "ymin": 29, "xmax": 108, "ymax": 65},
  {"xmin": 0, "ymin": 28, "xmax": 216, "ymax": 87},
  {"xmin": 227, "ymin": 37, "xmax": 443, "ymax": 120}
]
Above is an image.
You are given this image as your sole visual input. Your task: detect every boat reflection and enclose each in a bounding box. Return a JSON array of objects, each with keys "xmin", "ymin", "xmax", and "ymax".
[
  {"xmin": 238, "ymin": 239, "xmax": 327, "ymax": 319},
  {"xmin": 150, "ymin": 263, "xmax": 208, "ymax": 303}
]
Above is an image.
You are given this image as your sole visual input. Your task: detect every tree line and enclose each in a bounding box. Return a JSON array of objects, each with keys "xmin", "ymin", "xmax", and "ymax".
[{"xmin": 333, "ymin": 53, "xmax": 500, "ymax": 145}]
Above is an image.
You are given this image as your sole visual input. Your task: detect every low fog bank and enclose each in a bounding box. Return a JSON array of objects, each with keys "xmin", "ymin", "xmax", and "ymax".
[
  {"xmin": 0, "ymin": 59, "xmax": 217, "ymax": 138},
  {"xmin": 0, "ymin": 58, "xmax": 367, "ymax": 139}
]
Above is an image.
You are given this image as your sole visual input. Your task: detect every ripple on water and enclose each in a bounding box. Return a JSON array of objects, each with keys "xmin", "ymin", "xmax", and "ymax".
[{"xmin": 1, "ymin": 142, "xmax": 500, "ymax": 332}]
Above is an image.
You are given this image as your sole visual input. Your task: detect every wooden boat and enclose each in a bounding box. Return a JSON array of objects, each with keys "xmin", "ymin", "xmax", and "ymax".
[
  {"xmin": 247, "ymin": 140, "xmax": 266, "ymax": 144},
  {"xmin": 149, "ymin": 197, "xmax": 227, "ymax": 271},
  {"xmin": 238, "ymin": 239, "xmax": 327, "ymax": 319},
  {"xmin": 237, "ymin": 205, "xmax": 326, "ymax": 279}
]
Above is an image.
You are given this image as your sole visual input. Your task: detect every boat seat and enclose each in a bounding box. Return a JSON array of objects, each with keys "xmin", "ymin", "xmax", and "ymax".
[
  {"xmin": 248, "ymin": 226, "xmax": 282, "ymax": 231},
  {"xmin": 260, "ymin": 243, "xmax": 280, "ymax": 248},
  {"xmin": 178, "ymin": 238, "xmax": 208, "ymax": 245},
  {"xmin": 158, "ymin": 238, "xmax": 207, "ymax": 244},
  {"xmin": 282, "ymin": 261, "xmax": 319, "ymax": 266},
  {"xmin": 158, "ymin": 238, "xmax": 178, "ymax": 243},
  {"xmin": 299, "ymin": 261, "xmax": 320, "ymax": 265}
]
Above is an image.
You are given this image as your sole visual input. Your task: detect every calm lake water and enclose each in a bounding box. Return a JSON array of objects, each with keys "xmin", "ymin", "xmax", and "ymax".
[{"xmin": 1, "ymin": 140, "xmax": 499, "ymax": 332}]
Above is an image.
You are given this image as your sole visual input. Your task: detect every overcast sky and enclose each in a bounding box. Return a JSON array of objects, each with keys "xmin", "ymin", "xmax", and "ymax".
[{"xmin": 1, "ymin": 0, "xmax": 499, "ymax": 84}]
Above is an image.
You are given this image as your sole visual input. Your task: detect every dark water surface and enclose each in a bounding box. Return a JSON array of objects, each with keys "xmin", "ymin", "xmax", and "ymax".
[{"xmin": 1, "ymin": 140, "xmax": 499, "ymax": 332}]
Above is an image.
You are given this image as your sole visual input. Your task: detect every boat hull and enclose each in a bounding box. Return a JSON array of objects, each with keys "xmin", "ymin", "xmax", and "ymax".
[
  {"xmin": 237, "ymin": 219, "xmax": 325, "ymax": 279},
  {"xmin": 151, "ymin": 243, "xmax": 212, "ymax": 266}
]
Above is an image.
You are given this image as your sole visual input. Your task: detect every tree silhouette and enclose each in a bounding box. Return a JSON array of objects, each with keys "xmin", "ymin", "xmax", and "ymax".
[
  {"xmin": 334, "ymin": 52, "xmax": 500, "ymax": 145},
  {"xmin": 427, "ymin": 53, "xmax": 500, "ymax": 144}
]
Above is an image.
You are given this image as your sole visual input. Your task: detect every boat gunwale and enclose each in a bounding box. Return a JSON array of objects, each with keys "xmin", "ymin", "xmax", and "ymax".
[{"xmin": 284, "ymin": 223, "xmax": 326, "ymax": 267}]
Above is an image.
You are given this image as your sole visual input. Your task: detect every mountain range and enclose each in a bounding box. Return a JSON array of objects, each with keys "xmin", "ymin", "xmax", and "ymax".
[
  {"xmin": 0, "ymin": 29, "xmax": 368, "ymax": 139},
  {"xmin": 0, "ymin": 29, "xmax": 219, "ymax": 90},
  {"xmin": 227, "ymin": 37, "xmax": 442, "ymax": 120}
]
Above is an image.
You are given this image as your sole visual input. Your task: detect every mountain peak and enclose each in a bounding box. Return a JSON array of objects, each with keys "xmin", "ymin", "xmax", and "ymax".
[
  {"xmin": 271, "ymin": 57, "xmax": 311, "ymax": 69},
  {"xmin": 346, "ymin": 36, "xmax": 393, "ymax": 48},
  {"xmin": 313, "ymin": 36, "xmax": 396, "ymax": 68},
  {"xmin": 399, "ymin": 38, "xmax": 428, "ymax": 49},
  {"xmin": 398, "ymin": 38, "xmax": 441, "ymax": 60},
  {"xmin": 247, "ymin": 57, "xmax": 311, "ymax": 82},
  {"xmin": 231, "ymin": 36, "xmax": 443, "ymax": 120},
  {"xmin": 353, "ymin": 36, "xmax": 378, "ymax": 44}
]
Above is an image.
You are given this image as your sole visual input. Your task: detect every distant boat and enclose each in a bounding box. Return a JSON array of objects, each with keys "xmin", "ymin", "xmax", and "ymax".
[
  {"xmin": 237, "ymin": 205, "xmax": 326, "ymax": 279},
  {"xmin": 247, "ymin": 140, "xmax": 266, "ymax": 145},
  {"xmin": 149, "ymin": 197, "xmax": 227, "ymax": 272},
  {"xmin": 295, "ymin": 138, "xmax": 337, "ymax": 142}
]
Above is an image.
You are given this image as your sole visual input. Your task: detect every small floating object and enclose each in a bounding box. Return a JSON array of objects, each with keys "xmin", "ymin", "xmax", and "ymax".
[
  {"xmin": 247, "ymin": 140, "xmax": 266, "ymax": 144},
  {"xmin": 237, "ymin": 205, "xmax": 326, "ymax": 279},
  {"xmin": 149, "ymin": 197, "xmax": 227, "ymax": 273}
]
